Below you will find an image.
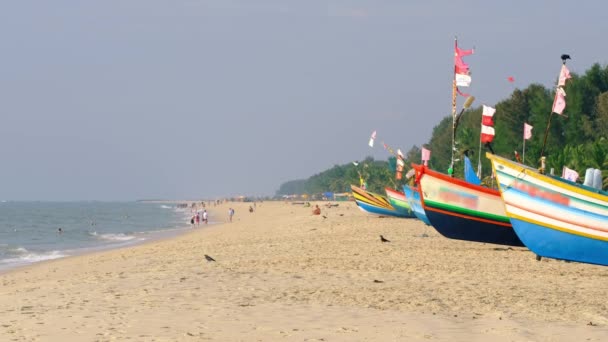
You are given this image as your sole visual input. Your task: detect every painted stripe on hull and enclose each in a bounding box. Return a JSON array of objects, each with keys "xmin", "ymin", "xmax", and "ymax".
[
  {"xmin": 355, "ymin": 200, "xmax": 411, "ymax": 218},
  {"xmin": 509, "ymin": 217, "xmax": 608, "ymax": 266},
  {"xmin": 425, "ymin": 208, "xmax": 524, "ymax": 246}
]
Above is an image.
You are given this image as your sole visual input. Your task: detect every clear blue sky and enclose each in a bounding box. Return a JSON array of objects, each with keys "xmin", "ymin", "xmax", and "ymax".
[{"xmin": 1, "ymin": 1, "xmax": 607, "ymax": 200}]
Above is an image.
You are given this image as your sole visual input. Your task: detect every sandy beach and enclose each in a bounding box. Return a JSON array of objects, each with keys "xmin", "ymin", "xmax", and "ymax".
[{"xmin": 1, "ymin": 201, "xmax": 607, "ymax": 341}]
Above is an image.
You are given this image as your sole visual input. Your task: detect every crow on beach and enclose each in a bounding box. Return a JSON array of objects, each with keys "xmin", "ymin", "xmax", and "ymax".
[
  {"xmin": 204, "ymin": 254, "xmax": 216, "ymax": 262},
  {"xmin": 380, "ymin": 235, "xmax": 390, "ymax": 243}
]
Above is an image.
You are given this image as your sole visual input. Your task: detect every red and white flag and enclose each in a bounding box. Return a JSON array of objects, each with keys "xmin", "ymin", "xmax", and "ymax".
[
  {"xmin": 368, "ymin": 130, "xmax": 376, "ymax": 147},
  {"xmin": 552, "ymin": 87, "xmax": 567, "ymax": 115},
  {"xmin": 558, "ymin": 64, "xmax": 571, "ymax": 87},
  {"xmin": 421, "ymin": 147, "xmax": 431, "ymax": 166},
  {"xmin": 454, "ymin": 42, "xmax": 473, "ymax": 87},
  {"xmin": 524, "ymin": 123, "xmax": 533, "ymax": 140},
  {"xmin": 562, "ymin": 166, "xmax": 579, "ymax": 182},
  {"xmin": 481, "ymin": 105, "xmax": 496, "ymax": 143}
]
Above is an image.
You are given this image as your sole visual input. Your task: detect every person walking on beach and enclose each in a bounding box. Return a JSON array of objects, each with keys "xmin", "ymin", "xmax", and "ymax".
[
  {"xmin": 190, "ymin": 215, "xmax": 195, "ymax": 227},
  {"xmin": 228, "ymin": 208, "xmax": 234, "ymax": 222},
  {"xmin": 195, "ymin": 212, "xmax": 200, "ymax": 226},
  {"xmin": 203, "ymin": 210, "xmax": 208, "ymax": 224}
]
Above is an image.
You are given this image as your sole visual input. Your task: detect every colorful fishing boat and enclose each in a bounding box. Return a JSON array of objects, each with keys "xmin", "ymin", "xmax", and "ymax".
[
  {"xmin": 413, "ymin": 163, "xmax": 524, "ymax": 246},
  {"xmin": 384, "ymin": 187, "xmax": 416, "ymax": 218},
  {"xmin": 351, "ymin": 185, "xmax": 411, "ymax": 218},
  {"xmin": 487, "ymin": 153, "xmax": 608, "ymax": 265},
  {"xmin": 403, "ymin": 184, "xmax": 431, "ymax": 225}
]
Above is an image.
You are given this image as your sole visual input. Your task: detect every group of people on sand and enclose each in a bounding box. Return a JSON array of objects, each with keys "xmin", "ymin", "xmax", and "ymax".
[{"xmin": 190, "ymin": 209, "xmax": 208, "ymax": 227}]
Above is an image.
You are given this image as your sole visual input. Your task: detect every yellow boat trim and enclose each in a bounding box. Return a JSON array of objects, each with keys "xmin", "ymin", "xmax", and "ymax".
[{"xmin": 508, "ymin": 211, "xmax": 608, "ymax": 242}]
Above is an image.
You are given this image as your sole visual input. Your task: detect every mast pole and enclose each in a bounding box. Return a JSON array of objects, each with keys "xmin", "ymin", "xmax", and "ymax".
[{"xmin": 450, "ymin": 37, "xmax": 458, "ymax": 176}]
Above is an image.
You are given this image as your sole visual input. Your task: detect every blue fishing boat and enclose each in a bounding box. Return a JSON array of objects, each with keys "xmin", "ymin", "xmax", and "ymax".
[{"xmin": 488, "ymin": 153, "xmax": 608, "ymax": 266}]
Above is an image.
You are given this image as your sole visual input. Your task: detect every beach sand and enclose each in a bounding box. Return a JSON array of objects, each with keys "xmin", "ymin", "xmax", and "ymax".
[{"xmin": 1, "ymin": 201, "xmax": 607, "ymax": 341}]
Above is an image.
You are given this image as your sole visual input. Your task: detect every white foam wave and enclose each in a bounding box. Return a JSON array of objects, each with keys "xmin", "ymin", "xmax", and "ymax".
[
  {"xmin": 160, "ymin": 205, "xmax": 172, "ymax": 209},
  {"xmin": 90, "ymin": 231, "xmax": 136, "ymax": 242},
  {"xmin": 1, "ymin": 250, "xmax": 67, "ymax": 264},
  {"xmin": 11, "ymin": 247, "xmax": 28, "ymax": 254}
]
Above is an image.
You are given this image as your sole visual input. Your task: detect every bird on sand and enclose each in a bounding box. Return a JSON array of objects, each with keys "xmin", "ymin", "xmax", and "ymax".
[
  {"xmin": 380, "ymin": 235, "xmax": 390, "ymax": 243},
  {"xmin": 204, "ymin": 254, "xmax": 216, "ymax": 262},
  {"xmin": 322, "ymin": 215, "xmax": 327, "ymax": 219}
]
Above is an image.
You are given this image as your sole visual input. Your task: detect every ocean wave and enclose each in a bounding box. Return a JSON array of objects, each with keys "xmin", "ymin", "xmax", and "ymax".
[
  {"xmin": 10, "ymin": 247, "xmax": 28, "ymax": 254},
  {"xmin": 89, "ymin": 231, "xmax": 136, "ymax": 242},
  {"xmin": 160, "ymin": 205, "xmax": 172, "ymax": 209},
  {"xmin": 1, "ymin": 250, "xmax": 67, "ymax": 264}
]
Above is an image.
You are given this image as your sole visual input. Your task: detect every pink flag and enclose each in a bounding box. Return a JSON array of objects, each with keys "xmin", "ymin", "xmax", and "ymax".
[
  {"xmin": 552, "ymin": 87, "xmax": 566, "ymax": 115},
  {"xmin": 455, "ymin": 46, "xmax": 474, "ymax": 57},
  {"xmin": 456, "ymin": 87, "xmax": 470, "ymax": 97},
  {"xmin": 562, "ymin": 166, "xmax": 579, "ymax": 182},
  {"xmin": 368, "ymin": 130, "xmax": 376, "ymax": 147},
  {"xmin": 481, "ymin": 105, "xmax": 496, "ymax": 143},
  {"xmin": 421, "ymin": 147, "xmax": 431, "ymax": 166},
  {"xmin": 558, "ymin": 64, "xmax": 571, "ymax": 87},
  {"xmin": 454, "ymin": 42, "xmax": 473, "ymax": 84},
  {"xmin": 524, "ymin": 123, "xmax": 533, "ymax": 140}
]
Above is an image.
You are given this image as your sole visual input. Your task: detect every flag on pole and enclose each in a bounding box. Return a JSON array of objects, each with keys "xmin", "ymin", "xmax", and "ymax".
[
  {"xmin": 481, "ymin": 105, "xmax": 496, "ymax": 143},
  {"xmin": 558, "ymin": 64, "xmax": 571, "ymax": 86},
  {"xmin": 456, "ymin": 88, "xmax": 470, "ymax": 97},
  {"xmin": 454, "ymin": 42, "xmax": 473, "ymax": 90},
  {"xmin": 455, "ymin": 74, "xmax": 472, "ymax": 87},
  {"xmin": 368, "ymin": 130, "xmax": 376, "ymax": 147},
  {"xmin": 562, "ymin": 166, "xmax": 579, "ymax": 182},
  {"xmin": 552, "ymin": 87, "xmax": 567, "ymax": 115},
  {"xmin": 421, "ymin": 147, "xmax": 431, "ymax": 166},
  {"xmin": 524, "ymin": 123, "xmax": 533, "ymax": 140}
]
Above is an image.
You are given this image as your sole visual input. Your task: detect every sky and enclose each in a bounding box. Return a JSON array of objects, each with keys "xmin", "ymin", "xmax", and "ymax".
[{"xmin": 1, "ymin": 1, "xmax": 608, "ymax": 201}]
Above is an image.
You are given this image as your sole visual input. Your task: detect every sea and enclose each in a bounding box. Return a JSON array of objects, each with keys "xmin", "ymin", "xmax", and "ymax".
[{"xmin": 0, "ymin": 201, "xmax": 193, "ymax": 272}]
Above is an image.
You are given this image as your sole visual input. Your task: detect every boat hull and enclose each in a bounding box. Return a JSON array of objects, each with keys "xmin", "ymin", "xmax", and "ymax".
[
  {"xmin": 403, "ymin": 185, "xmax": 431, "ymax": 225},
  {"xmin": 385, "ymin": 188, "xmax": 416, "ymax": 218},
  {"xmin": 488, "ymin": 153, "xmax": 608, "ymax": 265},
  {"xmin": 414, "ymin": 164, "xmax": 523, "ymax": 246},
  {"xmin": 355, "ymin": 199, "xmax": 411, "ymax": 218}
]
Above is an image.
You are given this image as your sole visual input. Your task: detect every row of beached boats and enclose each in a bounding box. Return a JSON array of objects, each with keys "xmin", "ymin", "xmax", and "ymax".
[{"xmin": 351, "ymin": 152, "xmax": 608, "ymax": 267}]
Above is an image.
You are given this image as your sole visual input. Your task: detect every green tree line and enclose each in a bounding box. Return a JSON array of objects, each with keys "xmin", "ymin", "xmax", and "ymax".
[{"xmin": 276, "ymin": 63, "xmax": 608, "ymax": 195}]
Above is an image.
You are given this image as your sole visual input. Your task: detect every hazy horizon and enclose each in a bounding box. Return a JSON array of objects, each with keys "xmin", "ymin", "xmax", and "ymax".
[{"xmin": 2, "ymin": 1, "xmax": 607, "ymax": 200}]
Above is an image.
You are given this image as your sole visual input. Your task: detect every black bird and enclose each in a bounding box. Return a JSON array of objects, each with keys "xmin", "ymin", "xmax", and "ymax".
[
  {"xmin": 380, "ymin": 235, "xmax": 390, "ymax": 243},
  {"xmin": 373, "ymin": 279, "xmax": 384, "ymax": 283},
  {"xmin": 561, "ymin": 54, "xmax": 571, "ymax": 62},
  {"xmin": 204, "ymin": 254, "xmax": 216, "ymax": 262}
]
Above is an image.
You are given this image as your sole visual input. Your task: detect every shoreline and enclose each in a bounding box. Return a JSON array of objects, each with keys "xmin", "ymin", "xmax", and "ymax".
[
  {"xmin": 1, "ymin": 201, "xmax": 607, "ymax": 341},
  {"xmin": 0, "ymin": 203, "xmax": 222, "ymax": 276}
]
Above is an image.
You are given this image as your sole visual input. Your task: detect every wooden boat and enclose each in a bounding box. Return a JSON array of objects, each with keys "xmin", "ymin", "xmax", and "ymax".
[
  {"xmin": 403, "ymin": 185, "xmax": 431, "ymax": 225},
  {"xmin": 413, "ymin": 163, "xmax": 524, "ymax": 246},
  {"xmin": 350, "ymin": 185, "xmax": 393, "ymax": 209},
  {"xmin": 351, "ymin": 185, "xmax": 411, "ymax": 218},
  {"xmin": 487, "ymin": 153, "xmax": 608, "ymax": 265},
  {"xmin": 384, "ymin": 187, "xmax": 416, "ymax": 218}
]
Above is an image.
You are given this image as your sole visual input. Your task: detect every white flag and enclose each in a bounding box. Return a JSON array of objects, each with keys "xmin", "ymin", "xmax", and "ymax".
[
  {"xmin": 368, "ymin": 130, "xmax": 376, "ymax": 147},
  {"xmin": 455, "ymin": 73, "xmax": 472, "ymax": 87},
  {"xmin": 562, "ymin": 166, "xmax": 579, "ymax": 182}
]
